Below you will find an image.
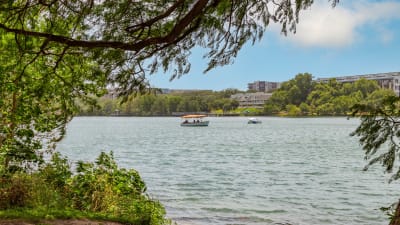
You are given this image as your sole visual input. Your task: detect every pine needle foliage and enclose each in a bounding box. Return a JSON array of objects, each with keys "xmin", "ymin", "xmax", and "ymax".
[{"xmin": 351, "ymin": 96, "xmax": 400, "ymax": 183}]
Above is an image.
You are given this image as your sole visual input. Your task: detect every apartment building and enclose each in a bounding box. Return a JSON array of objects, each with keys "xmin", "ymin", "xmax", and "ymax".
[
  {"xmin": 231, "ymin": 92, "xmax": 273, "ymax": 108},
  {"xmin": 248, "ymin": 81, "xmax": 281, "ymax": 92},
  {"xmin": 316, "ymin": 72, "xmax": 400, "ymax": 96}
]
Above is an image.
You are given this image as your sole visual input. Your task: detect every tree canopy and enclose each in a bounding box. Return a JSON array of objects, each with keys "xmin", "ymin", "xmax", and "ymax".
[
  {"xmin": 79, "ymin": 89, "xmax": 241, "ymax": 116},
  {"xmin": 0, "ymin": 31, "xmax": 106, "ymax": 170},
  {"xmin": 0, "ymin": 0, "xmax": 338, "ymax": 95}
]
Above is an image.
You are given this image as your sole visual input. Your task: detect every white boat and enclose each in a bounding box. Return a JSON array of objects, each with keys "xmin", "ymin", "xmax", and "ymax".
[
  {"xmin": 180, "ymin": 114, "xmax": 209, "ymax": 127},
  {"xmin": 248, "ymin": 118, "xmax": 262, "ymax": 124}
]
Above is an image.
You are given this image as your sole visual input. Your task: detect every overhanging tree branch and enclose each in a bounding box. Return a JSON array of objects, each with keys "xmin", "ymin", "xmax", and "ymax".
[{"xmin": 0, "ymin": 0, "xmax": 216, "ymax": 52}]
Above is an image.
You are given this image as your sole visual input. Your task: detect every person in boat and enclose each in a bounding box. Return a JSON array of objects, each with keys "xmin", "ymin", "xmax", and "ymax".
[{"xmin": 183, "ymin": 120, "xmax": 188, "ymax": 124}]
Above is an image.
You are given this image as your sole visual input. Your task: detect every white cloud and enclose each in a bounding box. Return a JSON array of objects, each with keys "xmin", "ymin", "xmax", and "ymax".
[{"xmin": 274, "ymin": 1, "xmax": 400, "ymax": 48}]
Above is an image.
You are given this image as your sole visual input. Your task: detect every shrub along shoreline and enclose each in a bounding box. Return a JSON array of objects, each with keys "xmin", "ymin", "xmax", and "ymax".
[{"xmin": 0, "ymin": 152, "xmax": 171, "ymax": 225}]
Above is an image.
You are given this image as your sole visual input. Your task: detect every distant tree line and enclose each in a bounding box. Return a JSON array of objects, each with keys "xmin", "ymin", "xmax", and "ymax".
[
  {"xmin": 264, "ymin": 73, "xmax": 396, "ymax": 116},
  {"xmin": 79, "ymin": 89, "xmax": 242, "ymax": 116}
]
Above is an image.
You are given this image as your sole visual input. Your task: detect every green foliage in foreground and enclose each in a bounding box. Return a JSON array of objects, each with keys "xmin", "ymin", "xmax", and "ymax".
[
  {"xmin": 0, "ymin": 152, "xmax": 171, "ymax": 225},
  {"xmin": 351, "ymin": 95, "xmax": 400, "ymax": 182},
  {"xmin": 350, "ymin": 95, "xmax": 400, "ymax": 224},
  {"xmin": 0, "ymin": 30, "xmax": 107, "ymax": 173}
]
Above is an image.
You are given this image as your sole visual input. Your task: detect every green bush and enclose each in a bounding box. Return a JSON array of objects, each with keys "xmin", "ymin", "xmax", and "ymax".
[{"xmin": 0, "ymin": 152, "xmax": 171, "ymax": 225}]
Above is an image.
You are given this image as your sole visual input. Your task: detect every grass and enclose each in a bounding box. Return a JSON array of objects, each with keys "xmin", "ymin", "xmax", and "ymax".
[{"xmin": 0, "ymin": 208, "xmax": 127, "ymax": 223}]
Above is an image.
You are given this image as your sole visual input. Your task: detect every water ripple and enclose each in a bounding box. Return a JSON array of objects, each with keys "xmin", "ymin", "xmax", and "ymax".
[{"xmin": 58, "ymin": 117, "xmax": 400, "ymax": 225}]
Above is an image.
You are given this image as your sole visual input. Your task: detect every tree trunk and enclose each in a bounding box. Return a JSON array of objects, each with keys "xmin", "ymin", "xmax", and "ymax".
[{"xmin": 390, "ymin": 200, "xmax": 400, "ymax": 225}]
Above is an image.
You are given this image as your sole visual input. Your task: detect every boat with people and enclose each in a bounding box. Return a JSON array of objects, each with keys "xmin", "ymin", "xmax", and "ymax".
[
  {"xmin": 248, "ymin": 118, "xmax": 262, "ymax": 124},
  {"xmin": 180, "ymin": 114, "xmax": 210, "ymax": 127}
]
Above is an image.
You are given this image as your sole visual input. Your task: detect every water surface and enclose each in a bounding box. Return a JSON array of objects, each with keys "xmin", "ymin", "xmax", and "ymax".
[{"xmin": 57, "ymin": 117, "xmax": 399, "ymax": 225}]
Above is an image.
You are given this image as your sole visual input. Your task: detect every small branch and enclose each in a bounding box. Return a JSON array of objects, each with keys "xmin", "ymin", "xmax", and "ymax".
[
  {"xmin": 125, "ymin": 0, "xmax": 186, "ymax": 33},
  {"xmin": 21, "ymin": 39, "xmax": 50, "ymax": 75}
]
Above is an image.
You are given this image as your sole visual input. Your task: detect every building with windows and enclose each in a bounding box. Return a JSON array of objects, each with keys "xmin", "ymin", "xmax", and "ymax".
[
  {"xmin": 248, "ymin": 81, "xmax": 281, "ymax": 92},
  {"xmin": 230, "ymin": 92, "xmax": 273, "ymax": 108},
  {"xmin": 316, "ymin": 72, "xmax": 400, "ymax": 96}
]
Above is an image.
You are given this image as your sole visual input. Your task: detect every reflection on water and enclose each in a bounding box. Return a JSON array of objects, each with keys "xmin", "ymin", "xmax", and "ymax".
[{"xmin": 58, "ymin": 117, "xmax": 399, "ymax": 225}]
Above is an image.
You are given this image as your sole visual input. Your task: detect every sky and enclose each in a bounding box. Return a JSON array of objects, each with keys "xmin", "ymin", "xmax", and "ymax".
[{"xmin": 149, "ymin": 0, "xmax": 400, "ymax": 91}]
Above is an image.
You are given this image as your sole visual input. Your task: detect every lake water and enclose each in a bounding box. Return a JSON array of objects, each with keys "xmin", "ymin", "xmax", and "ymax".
[{"xmin": 57, "ymin": 117, "xmax": 400, "ymax": 225}]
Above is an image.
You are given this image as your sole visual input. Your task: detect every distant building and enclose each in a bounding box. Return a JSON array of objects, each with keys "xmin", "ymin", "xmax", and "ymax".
[
  {"xmin": 248, "ymin": 81, "xmax": 281, "ymax": 92},
  {"xmin": 231, "ymin": 92, "xmax": 273, "ymax": 108},
  {"xmin": 316, "ymin": 72, "xmax": 400, "ymax": 96}
]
